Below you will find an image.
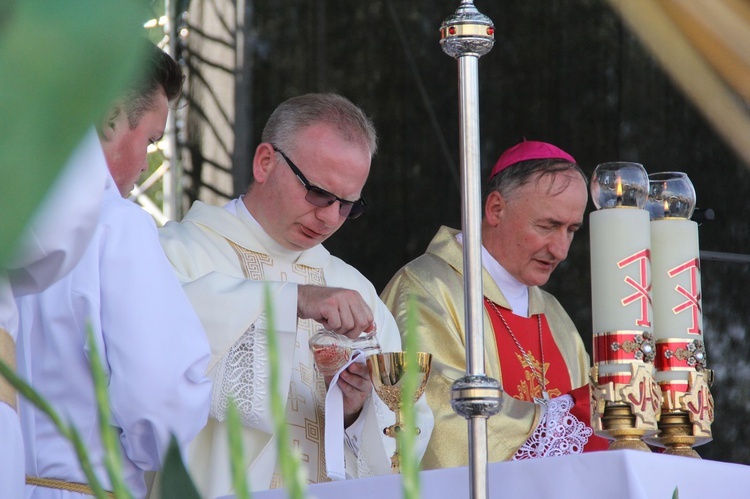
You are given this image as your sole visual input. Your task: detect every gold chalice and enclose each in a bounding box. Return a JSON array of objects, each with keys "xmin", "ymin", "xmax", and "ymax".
[{"xmin": 367, "ymin": 351, "xmax": 432, "ymax": 473}]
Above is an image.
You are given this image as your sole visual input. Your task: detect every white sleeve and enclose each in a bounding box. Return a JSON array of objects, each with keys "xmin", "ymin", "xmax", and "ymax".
[
  {"xmin": 343, "ymin": 411, "xmax": 367, "ymax": 454},
  {"xmin": 174, "ymin": 267, "xmax": 299, "ymax": 437},
  {"xmin": 9, "ymin": 129, "xmax": 107, "ymax": 295},
  {"xmin": 179, "ymin": 273, "xmax": 296, "ymax": 373},
  {"xmin": 97, "ymin": 207, "xmax": 212, "ymax": 469}
]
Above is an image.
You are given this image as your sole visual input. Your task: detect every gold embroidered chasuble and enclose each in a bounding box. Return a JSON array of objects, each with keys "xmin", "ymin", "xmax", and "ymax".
[
  {"xmin": 158, "ymin": 199, "xmax": 433, "ymax": 497},
  {"xmin": 227, "ymin": 239, "xmax": 330, "ymax": 486},
  {"xmin": 381, "ymin": 226, "xmax": 590, "ymax": 470}
]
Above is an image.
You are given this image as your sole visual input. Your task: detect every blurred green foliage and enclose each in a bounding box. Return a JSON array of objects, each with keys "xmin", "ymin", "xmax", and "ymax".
[
  {"xmin": 0, "ymin": 0, "xmax": 146, "ymax": 265},
  {"xmin": 399, "ymin": 297, "xmax": 422, "ymax": 499},
  {"xmin": 264, "ymin": 285, "xmax": 306, "ymax": 499},
  {"xmin": 160, "ymin": 436, "xmax": 202, "ymax": 499}
]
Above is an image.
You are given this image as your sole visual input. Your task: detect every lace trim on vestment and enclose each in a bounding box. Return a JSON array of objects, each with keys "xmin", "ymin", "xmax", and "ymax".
[
  {"xmin": 512, "ymin": 394, "xmax": 592, "ymax": 460},
  {"xmin": 210, "ymin": 318, "xmax": 268, "ymax": 427}
]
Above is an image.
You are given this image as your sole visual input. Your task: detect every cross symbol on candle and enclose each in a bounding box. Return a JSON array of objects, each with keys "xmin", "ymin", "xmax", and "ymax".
[
  {"xmin": 669, "ymin": 258, "xmax": 702, "ymax": 335},
  {"xmin": 618, "ymin": 249, "xmax": 652, "ymax": 328}
]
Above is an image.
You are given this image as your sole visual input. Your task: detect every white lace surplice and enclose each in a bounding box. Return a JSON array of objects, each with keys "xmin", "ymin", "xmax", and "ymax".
[{"xmin": 513, "ymin": 395, "xmax": 592, "ymax": 460}]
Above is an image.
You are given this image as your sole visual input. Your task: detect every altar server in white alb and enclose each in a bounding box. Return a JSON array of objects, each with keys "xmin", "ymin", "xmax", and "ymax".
[
  {"xmin": 1, "ymin": 130, "xmax": 108, "ymax": 499},
  {"xmin": 159, "ymin": 93, "xmax": 434, "ymax": 497},
  {"xmin": 15, "ymin": 41, "xmax": 212, "ymax": 498}
]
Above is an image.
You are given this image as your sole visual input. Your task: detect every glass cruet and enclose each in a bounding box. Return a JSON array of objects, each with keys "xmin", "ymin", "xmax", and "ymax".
[{"xmin": 309, "ymin": 327, "xmax": 381, "ymax": 377}]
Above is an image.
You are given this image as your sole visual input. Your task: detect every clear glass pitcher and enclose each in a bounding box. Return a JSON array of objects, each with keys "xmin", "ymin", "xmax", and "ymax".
[{"xmin": 309, "ymin": 328, "xmax": 381, "ymax": 376}]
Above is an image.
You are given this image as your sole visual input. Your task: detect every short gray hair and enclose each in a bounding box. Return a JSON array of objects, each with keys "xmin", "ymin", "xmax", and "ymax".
[{"xmin": 261, "ymin": 93, "xmax": 377, "ymax": 157}]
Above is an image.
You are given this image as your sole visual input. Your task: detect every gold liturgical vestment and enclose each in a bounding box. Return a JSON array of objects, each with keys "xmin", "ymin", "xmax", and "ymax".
[
  {"xmin": 381, "ymin": 226, "xmax": 590, "ymax": 470},
  {"xmin": 159, "ymin": 199, "xmax": 433, "ymax": 497}
]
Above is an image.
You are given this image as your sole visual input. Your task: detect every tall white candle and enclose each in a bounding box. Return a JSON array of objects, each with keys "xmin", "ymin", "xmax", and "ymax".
[
  {"xmin": 590, "ymin": 208, "xmax": 654, "ymax": 384},
  {"xmin": 651, "ymin": 218, "xmax": 704, "ymax": 399},
  {"xmin": 646, "ymin": 171, "xmax": 704, "ymax": 406},
  {"xmin": 590, "ymin": 208, "xmax": 653, "ymax": 333}
]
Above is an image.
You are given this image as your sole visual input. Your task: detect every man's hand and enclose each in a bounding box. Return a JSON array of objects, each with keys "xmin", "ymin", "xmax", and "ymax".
[
  {"xmin": 326, "ymin": 361, "xmax": 371, "ymax": 428},
  {"xmin": 297, "ymin": 285, "xmax": 375, "ymax": 338}
]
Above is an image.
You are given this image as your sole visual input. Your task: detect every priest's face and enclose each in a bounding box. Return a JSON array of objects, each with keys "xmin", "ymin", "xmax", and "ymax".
[
  {"xmin": 99, "ymin": 89, "xmax": 169, "ymax": 197},
  {"xmin": 247, "ymin": 123, "xmax": 371, "ymax": 251},
  {"xmin": 482, "ymin": 170, "xmax": 587, "ymax": 287}
]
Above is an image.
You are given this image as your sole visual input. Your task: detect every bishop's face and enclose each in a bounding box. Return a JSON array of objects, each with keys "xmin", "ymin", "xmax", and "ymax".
[{"xmin": 483, "ymin": 170, "xmax": 588, "ymax": 287}]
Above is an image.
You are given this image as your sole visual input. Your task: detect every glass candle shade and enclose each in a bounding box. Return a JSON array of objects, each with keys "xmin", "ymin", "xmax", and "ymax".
[
  {"xmin": 646, "ymin": 172, "xmax": 696, "ymax": 221},
  {"xmin": 591, "ymin": 162, "xmax": 649, "ymax": 210}
]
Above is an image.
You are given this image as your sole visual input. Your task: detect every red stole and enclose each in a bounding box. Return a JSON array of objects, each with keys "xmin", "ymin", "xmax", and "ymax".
[
  {"xmin": 485, "ymin": 299, "xmax": 571, "ymax": 401},
  {"xmin": 485, "ymin": 299, "xmax": 610, "ymax": 452}
]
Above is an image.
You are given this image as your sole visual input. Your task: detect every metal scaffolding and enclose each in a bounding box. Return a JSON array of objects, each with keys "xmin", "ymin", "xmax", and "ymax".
[{"xmin": 133, "ymin": 7, "xmax": 185, "ymax": 225}]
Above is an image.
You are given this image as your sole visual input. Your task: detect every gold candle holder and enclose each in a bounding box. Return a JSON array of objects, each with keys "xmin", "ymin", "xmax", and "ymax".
[
  {"xmin": 591, "ymin": 361, "xmax": 662, "ymax": 451},
  {"xmin": 645, "ymin": 370, "xmax": 714, "ymax": 458}
]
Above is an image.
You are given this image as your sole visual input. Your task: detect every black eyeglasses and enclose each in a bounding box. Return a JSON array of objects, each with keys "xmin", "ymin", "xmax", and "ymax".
[{"xmin": 272, "ymin": 146, "xmax": 368, "ymax": 219}]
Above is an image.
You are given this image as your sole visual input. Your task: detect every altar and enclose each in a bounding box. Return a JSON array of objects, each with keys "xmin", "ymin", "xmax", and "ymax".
[{"xmin": 241, "ymin": 450, "xmax": 750, "ymax": 499}]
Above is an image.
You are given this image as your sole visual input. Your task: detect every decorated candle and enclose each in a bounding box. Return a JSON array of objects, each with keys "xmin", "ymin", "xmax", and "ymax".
[
  {"xmin": 647, "ymin": 172, "xmax": 704, "ymax": 403},
  {"xmin": 589, "ymin": 162, "xmax": 655, "ymax": 385}
]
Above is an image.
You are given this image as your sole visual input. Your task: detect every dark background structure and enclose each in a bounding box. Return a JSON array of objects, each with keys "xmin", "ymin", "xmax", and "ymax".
[{"xmin": 177, "ymin": 0, "xmax": 750, "ymax": 464}]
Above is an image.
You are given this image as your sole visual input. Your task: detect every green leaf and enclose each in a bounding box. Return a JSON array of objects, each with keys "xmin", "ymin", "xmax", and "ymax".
[
  {"xmin": 159, "ymin": 436, "xmax": 202, "ymax": 499},
  {"xmin": 227, "ymin": 398, "xmax": 250, "ymax": 499},
  {"xmin": 399, "ymin": 295, "xmax": 421, "ymax": 499},
  {"xmin": 85, "ymin": 325, "xmax": 132, "ymax": 498},
  {"xmin": 264, "ymin": 285, "xmax": 306, "ymax": 499},
  {"xmin": 0, "ymin": 0, "xmax": 146, "ymax": 266}
]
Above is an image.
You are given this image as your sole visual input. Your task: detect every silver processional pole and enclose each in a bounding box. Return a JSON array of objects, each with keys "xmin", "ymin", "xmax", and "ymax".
[{"xmin": 440, "ymin": 3, "xmax": 503, "ymax": 499}]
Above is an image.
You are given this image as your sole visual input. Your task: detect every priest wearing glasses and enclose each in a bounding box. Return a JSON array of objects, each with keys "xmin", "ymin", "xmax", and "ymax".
[
  {"xmin": 159, "ymin": 93, "xmax": 433, "ymax": 497},
  {"xmin": 382, "ymin": 140, "xmax": 608, "ymax": 471}
]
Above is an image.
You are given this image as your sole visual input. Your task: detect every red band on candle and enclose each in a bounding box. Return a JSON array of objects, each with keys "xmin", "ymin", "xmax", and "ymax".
[
  {"xmin": 593, "ymin": 331, "xmax": 651, "ymax": 364},
  {"xmin": 598, "ymin": 373, "xmax": 634, "ymax": 385},
  {"xmin": 659, "ymin": 381, "xmax": 689, "ymax": 407},
  {"xmin": 655, "ymin": 340, "xmax": 705, "ymax": 371}
]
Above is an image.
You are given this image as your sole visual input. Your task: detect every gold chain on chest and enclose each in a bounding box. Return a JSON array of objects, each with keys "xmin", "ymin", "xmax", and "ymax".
[{"xmin": 485, "ymin": 298, "xmax": 548, "ymax": 400}]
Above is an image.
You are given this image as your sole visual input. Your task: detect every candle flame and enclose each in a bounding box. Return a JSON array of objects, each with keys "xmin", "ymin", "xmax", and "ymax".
[
  {"xmin": 664, "ymin": 199, "xmax": 669, "ymax": 214},
  {"xmin": 615, "ymin": 175, "xmax": 623, "ymax": 207}
]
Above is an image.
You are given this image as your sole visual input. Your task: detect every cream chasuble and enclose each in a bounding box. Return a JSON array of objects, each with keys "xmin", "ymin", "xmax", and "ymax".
[
  {"xmin": 159, "ymin": 199, "xmax": 433, "ymax": 498},
  {"xmin": 222, "ymin": 239, "xmax": 330, "ymax": 486}
]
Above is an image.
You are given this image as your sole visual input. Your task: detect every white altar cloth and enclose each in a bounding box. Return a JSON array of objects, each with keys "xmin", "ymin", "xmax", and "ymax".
[{"xmin": 227, "ymin": 450, "xmax": 750, "ymax": 499}]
